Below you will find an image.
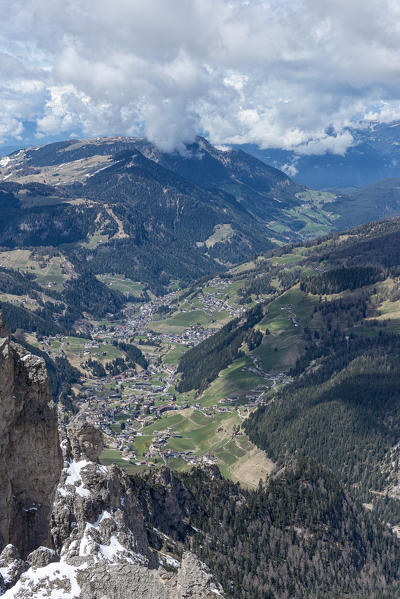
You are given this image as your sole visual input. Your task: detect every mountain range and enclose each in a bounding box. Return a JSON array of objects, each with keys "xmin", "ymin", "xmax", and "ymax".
[
  {"xmin": 1, "ymin": 135, "xmax": 400, "ymax": 300},
  {"xmin": 2, "ymin": 134, "xmax": 400, "ymax": 597},
  {"xmin": 238, "ymin": 121, "xmax": 400, "ymax": 189}
]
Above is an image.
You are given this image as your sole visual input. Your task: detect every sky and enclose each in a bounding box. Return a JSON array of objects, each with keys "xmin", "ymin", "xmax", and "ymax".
[{"xmin": 1, "ymin": 0, "xmax": 400, "ymax": 154}]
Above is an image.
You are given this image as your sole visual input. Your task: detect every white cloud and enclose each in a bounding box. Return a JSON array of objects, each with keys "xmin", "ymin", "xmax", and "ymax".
[
  {"xmin": 280, "ymin": 162, "xmax": 299, "ymax": 177},
  {"xmin": 0, "ymin": 116, "xmax": 23, "ymax": 141},
  {"xmin": 294, "ymin": 130, "xmax": 355, "ymax": 156},
  {"xmin": 1, "ymin": 0, "xmax": 400, "ymax": 153}
]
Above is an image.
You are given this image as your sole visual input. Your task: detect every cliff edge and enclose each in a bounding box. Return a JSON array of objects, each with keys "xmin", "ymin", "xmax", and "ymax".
[
  {"xmin": 0, "ymin": 314, "xmax": 62, "ymax": 558},
  {"xmin": 0, "ymin": 312, "xmax": 224, "ymax": 598},
  {"xmin": 2, "ymin": 418, "xmax": 224, "ymax": 598}
]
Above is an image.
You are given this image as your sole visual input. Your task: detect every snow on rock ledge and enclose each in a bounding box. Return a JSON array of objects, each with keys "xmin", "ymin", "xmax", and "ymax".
[{"xmin": 2, "ymin": 419, "xmax": 225, "ymax": 598}]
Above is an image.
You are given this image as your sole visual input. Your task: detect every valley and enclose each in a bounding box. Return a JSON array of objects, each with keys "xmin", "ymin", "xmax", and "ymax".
[
  {"xmin": 3, "ymin": 3, "xmax": 400, "ymax": 596},
  {"xmin": 2, "ymin": 138, "xmax": 400, "ymax": 598},
  {"xmin": 4, "ymin": 208, "xmax": 400, "ymax": 510},
  {"xmin": 21, "ymin": 275, "xmax": 274, "ymax": 486}
]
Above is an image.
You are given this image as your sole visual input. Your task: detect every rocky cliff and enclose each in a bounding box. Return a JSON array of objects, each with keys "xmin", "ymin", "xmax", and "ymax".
[
  {"xmin": 0, "ymin": 314, "xmax": 62, "ymax": 558},
  {"xmin": 0, "ymin": 410, "xmax": 225, "ymax": 598}
]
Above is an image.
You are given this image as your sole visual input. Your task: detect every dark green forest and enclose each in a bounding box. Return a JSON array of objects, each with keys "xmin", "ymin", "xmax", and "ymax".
[
  {"xmin": 133, "ymin": 462, "xmax": 400, "ymax": 599},
  {"xmin": 300, "ymin": 266, "xmax": 383, "ymax": 294}
]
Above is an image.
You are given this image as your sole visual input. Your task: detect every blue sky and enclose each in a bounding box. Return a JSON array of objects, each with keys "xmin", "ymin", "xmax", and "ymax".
[{"xmin": 1, "ymin": 0, "xmax": 400, "ymax": 154}]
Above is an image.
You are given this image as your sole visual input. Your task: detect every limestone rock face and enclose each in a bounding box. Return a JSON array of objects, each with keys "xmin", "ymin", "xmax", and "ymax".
[
  {"xmin": 27, "ymin": 547, "xmax": 58, "ymax": 569},
  {"xmin": 177, "ymin": 552, "xmax": 226, "ymax": 599},
  {"xmin": 0, "ymin": 323, "xmax": 226, "ymax": 599},
  {"xmin": 0, "ymin": 315, "xmax": 62, "ymax": 557},
  {"xmin": 50, "ymin": 421, "xmax": 154, "ymax": 567},
  {"xmin": 0, "ymin": 545, "xmax": 26, "ymax": 590},
  {"xmin": 66, "ymin": 418, "xmax": 104, "ymax": 462},
  {"xmin": 3, "ymin": 421, "xmax": 225, "ymax": 599}
]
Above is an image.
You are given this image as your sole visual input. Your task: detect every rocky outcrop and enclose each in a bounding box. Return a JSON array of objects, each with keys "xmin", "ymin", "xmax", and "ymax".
[
  {"xmin": 2, "ymin": 418, "xmax": 225, "ymax": 598},
  {"xmin": 0, "ymin": 315, "xmax": 62, "ymax": 557},
  {"xmin": 50, "ymin": 418, "xmax": 154, "ymax": 567},
  {"xmin": 0, "ymin": 315, "xmax": 225, "ymax": 598},
  {"xmin": 66, "ymin": 418, "xmax": 104, "ymax": 463},
  {"xmin": 0, "ymin": 546, "xmax": 26, "ymax": 591}
]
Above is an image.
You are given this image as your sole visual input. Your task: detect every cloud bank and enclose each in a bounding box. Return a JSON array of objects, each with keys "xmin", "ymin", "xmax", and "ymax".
[{"xmin": 1, "ymin": 0, "xmax": 400, "ymax": 153}]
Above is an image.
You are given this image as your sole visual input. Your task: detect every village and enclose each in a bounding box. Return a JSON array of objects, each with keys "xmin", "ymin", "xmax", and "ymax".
[
  {"xmin": 73, "ymin": 349, "xmax": 278, "ymax": 468},
  {"xmin": 32, "ymin": 274, "xmax": 293, "ymax": 471}
]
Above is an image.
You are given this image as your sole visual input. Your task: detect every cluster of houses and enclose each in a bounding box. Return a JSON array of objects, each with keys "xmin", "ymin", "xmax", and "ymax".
[
  {"xmin": 281, "ymin": 303, "xmax": 300, "ymax": 327},
  {"xmin": 163, "ymin": 452, "xmax": 219, "ymax": 466},
  {"xmin": 147, "ymin": 427, "xmax": 181, "ymax": 454},
  {"xmin": 195, "ymin": 283, "xmax": 245, "ymax": 318},
  {"xmin": 51, "ymin": 277, "xmax": 295, "ymax": 470}
]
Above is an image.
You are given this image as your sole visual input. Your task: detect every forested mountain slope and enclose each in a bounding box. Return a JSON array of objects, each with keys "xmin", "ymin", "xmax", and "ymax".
[
  {"xmin": 2, "ymin": 136, "xmax": 400, "ymax": 306},
  {"xmin": 136, "ymin": 460, "xmax": 400, "ymax": 599},
  {"xmin": 167, "ymin": 216, "xmax": 400, "ymax": 527}
]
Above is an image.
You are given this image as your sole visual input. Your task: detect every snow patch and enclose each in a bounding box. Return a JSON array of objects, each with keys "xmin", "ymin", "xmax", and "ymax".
[
  {"xmin": 60, "ymin": 439, "xmax": 68, "ymax": 451},
  {"xmin": 85, "ymin": 163, "xmax": 113, "ymax": 178},
  {"xmin": 78, "ymin": 511, "xmax": 146, "ymax": 566},
  {"xmin": 93, "ymin": 510, "xmax": 112, "ymax": 528},
  {"xmin": 98, "ymin": 536, "xmax": 128, "ymax": 562},
  {"xmin": 160, "ymin": 553, "xmax": 180, "ymax": 569},
  {"xmin": 62, "ymin": 460, "xmax": 91, "ymax": 498},
  {"xmin": 79, "ymin": 511, "xmax": 116, "ymax": 559},
  {"xmin": 3, "ymin": 560, "xmax": 81, "ymax": 599},
  {"xmin": 57, "ymin": 460, "xmax": 107, "ymax": 502},
  {"xmin": 0, "ymin": 562, "xmax": 16, "ymax": 585},
  {"xmin": 0, "ymin": 157, "xmax": 10, "ymax": 168}
]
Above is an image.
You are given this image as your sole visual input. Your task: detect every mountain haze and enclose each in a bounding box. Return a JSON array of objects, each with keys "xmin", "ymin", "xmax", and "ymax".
[{"xmin": 239, "ymin": 121, "xmax": 400, "ymax": 189}]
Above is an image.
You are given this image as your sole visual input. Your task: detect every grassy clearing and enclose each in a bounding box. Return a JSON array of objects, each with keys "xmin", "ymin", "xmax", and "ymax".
[
  {"xmin": 82, "ymin": 231, "xmax": 109, "ymax": 249},
  {"xmin": 255, "ymin": 287, "xmax": 317, "ymax": 371},
  {"xmin": 209, "ymin": 311, "xmax": 232, "ymax": 326},
  {"xmin": 100, "ymin": 449, "xmax": 146, "ymax": 475},
  {"xmin": 40, "ymin": 335, "xmax": 125, "ymax": 371},
  {"xmin": 204, "ymin": 224, "xmax": 234, "ymax": 248},
  {"xmin": 97, "ymin": 275, "xmax": 145, "ymax": 297},
  {"xmin": 255, "ymin": 331, "xmax": 303, "ymax": 372},
  {"xmin": 199, "ymin": 357, "xmax": 264, "ymax": 406},
  {"xmin": 224, "ymin": 280, "xmax": 247, "ymax": 300},
  {"xmin": 130, "ymin": 404, "xmax": 272, "ymax": 482},
  {"xmin": 0, "ymin": 249, "xmax": 71, "ymax": 291},
  {"xmin": 372, "ymin": 297, "xmax": 400, "ymax": 320},
  {"xmin": 0, "ymin": 249, "xmax": 36, "ymax": 270},
  {"xmin": 267, "ymin": 222, "xmax": 292, "ymax": 234},
  {"xmin": 230, "ymin": 445, "xmax": 275, "ymax": 488},
  {"xmin": 151, "ymin": 310, "xmax": 213, "ymax": 333},
  {"xmin": 163, "ymin": 344, "xmax": 187, "ymax": 365},
  {"xmin": 296, "ymin": 190, "xmax": 337, "ymax": 205},
  {"xmin": 271, "ymin": 253, "xmax": 305, "ymax": 265},
  {"xmin": 0, "ymin": 293, "xmax": 41, "ymax": 311},
  {"xmin": 229, "ymin": 260, "xmax": 257, "ymax": 274}
]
